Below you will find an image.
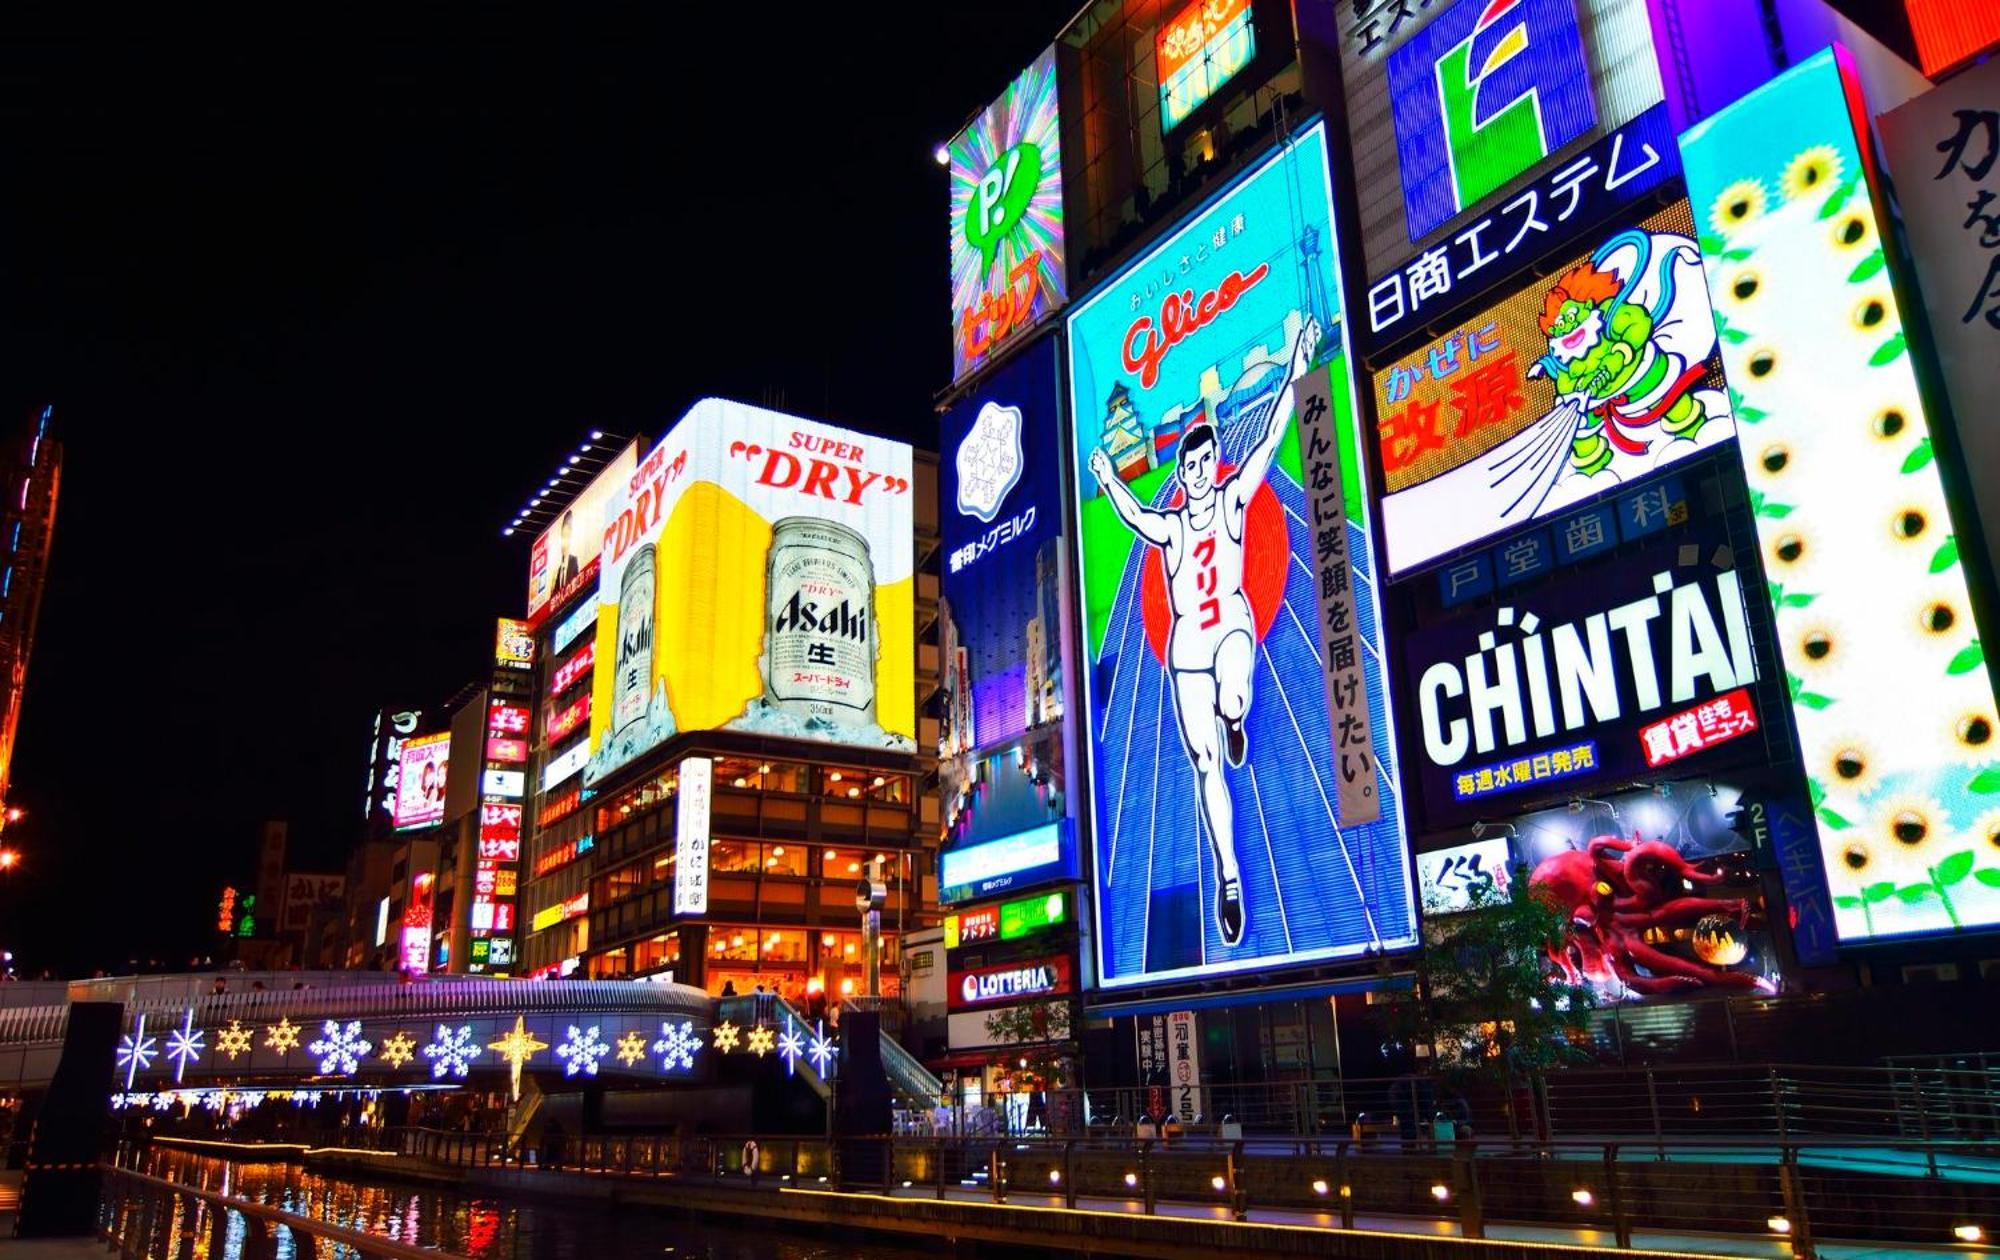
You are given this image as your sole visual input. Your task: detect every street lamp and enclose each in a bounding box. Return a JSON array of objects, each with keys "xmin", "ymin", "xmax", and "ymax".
[{"xmin": 0, "ymin": 850, "xmax": 17, "ymax": 871}]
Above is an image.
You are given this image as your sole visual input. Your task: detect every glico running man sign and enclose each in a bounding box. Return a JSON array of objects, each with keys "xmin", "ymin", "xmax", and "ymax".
[{"xmin": 1066, "ymin": 120, "xmax": 1418, "ymax": 989}]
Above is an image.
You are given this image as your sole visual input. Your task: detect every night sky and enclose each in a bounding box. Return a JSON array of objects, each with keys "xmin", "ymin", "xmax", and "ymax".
[{"xmin": 0, "ymin": 3, "xmax": 1078, "ymax": 974}]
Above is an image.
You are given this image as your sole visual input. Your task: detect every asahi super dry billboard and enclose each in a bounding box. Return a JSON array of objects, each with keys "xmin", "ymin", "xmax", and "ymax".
[{"xmin": 585, "ymin": 401, "xmax": 916, "ymax": 785}]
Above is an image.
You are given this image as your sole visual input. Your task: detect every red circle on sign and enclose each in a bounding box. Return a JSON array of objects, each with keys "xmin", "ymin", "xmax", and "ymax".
[{"xmin": 1138, "ymin": 466, "xmax": 1288, "ymax": 665}]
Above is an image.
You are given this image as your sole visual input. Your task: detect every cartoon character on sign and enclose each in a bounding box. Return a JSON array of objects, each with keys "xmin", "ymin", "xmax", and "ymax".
[
  {"xmin": 1086, "ymin": 318, "xmax": 1321, "ymax": 945},
  {"xmin": 1531, "ymin": 230, "xmax": 1728, "ymax": 477},
  {"xmin": 1531, "ymin": 835, "xmax": 1770, "ymax": 996}
]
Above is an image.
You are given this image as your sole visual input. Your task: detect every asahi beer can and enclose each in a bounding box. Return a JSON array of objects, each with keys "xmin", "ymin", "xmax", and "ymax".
[
  {"xmin": 764, "ymin": 517, "xmax": 876, "ymax": 727},
  {"xmin": 612, "ymin": 542, "xmax": 657, "ymax": 734}
]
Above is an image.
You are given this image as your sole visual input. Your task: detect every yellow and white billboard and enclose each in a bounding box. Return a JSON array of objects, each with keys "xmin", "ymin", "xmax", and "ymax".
[{"xmin": 584, "ymin": 400, "xmax": 916, "ymax": 784}]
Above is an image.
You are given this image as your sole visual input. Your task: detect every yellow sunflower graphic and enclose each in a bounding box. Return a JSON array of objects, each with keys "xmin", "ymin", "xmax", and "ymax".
[
  {"xmin": 1972, "ymin": 809, "xmax": 2000, "ymax": 859},
  {"xmin": 1870, "ymin": 792, "xmax": 1948, "ymax": 875},
  {"xmin": 1781, "ymin": 144, "xmax": 1843, "ymax": 202},
  {"xmin": 1811, "ymin": 728, "xmax": 1877, "ymax": 799},
  {"xmin": 1709, "ymin": 180, "xmax": 1767, "ymax": 238}
]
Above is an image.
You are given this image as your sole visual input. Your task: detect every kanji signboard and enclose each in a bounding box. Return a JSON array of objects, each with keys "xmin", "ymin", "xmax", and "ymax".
[{"xmin": 1371, "ymin": 201, "xmax": 1736, "ymax": 575}]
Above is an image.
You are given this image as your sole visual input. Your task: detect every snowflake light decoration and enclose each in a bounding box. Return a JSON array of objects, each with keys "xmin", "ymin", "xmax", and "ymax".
[
  {"xmin": 652, "ymin": 1019, "xmax": 701, "ymax": 1072},
  {"xmin": 488, "ymin": 1015, "xmax": 549, "ymax": 1101},
  {"xmin": 555, "ymin": 1025, "xmax": 610, "ymax": 1078},
  {"xmin": 711, "ymin": 1020, "xmax": 741, "ymax": 1053},
  {"xmin": 807, "ymin": 1020, "xmax": 837, "ymax": 1078},
  {"xmin": 165, "ymin": 1009, "xmax": 205, "ymax": 1084},
  {"xmin": 424, "ymin": 1024, "xmax": 480, "ymax": 1079},
  {"xmin": 117, "ymin": 1014, "xmax": 158, "ymax": 1090},
  {"xmin": 746, "ymin": 1024, "xmax": 775, "ymax": 1057},
  {"xmin": 379, "ymin": 1031, "xmax": 417, "ymax": 1070},
  {"xmin": 614, "ymin": 1029, "xmax": 649, "ymax": 1068},
  {"xmin": 214, "ymin": 1020, "xmax": 254, "ymax": 1061},
  {"xmin": 776, "ymin": 1018, "xmax": 805, "ymax": 1076},
  {"xmin": 264, "ymin": 1016, "xmax": 302, "ymax": 1055},
  {"xmin": 308, "ymin": 1020, "xmax": 373, "ymax": 1076}
]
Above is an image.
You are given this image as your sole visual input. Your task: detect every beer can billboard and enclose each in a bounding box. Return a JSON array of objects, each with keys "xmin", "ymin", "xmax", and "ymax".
[
  {"xmin": 584, "ymin": 400, "xmax": 916, "ymax": 785},
  {"xmin": 526, "ymin": 440, "xmax": 640, "ymax": 620},
  {"xmin": 1066, "ymin": 121, "xmax": 1418, "ymax": 989}
]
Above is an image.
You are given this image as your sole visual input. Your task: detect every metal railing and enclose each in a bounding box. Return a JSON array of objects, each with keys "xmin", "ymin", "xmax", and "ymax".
[
  {"xmin": 98, "ymin": 1162, "xmax": 472, "ymax": 1259},
  {"xmin": 404, "ymin": 1129, "xmax": 1998, "ymax": 1256},
  {"xmin": 715, "ymin": 991, "xmax": 943, "ymax": 1110},
  {"xmin": 889, "ymin": 1062, "xmax": 2000, "ymax": 1144}
]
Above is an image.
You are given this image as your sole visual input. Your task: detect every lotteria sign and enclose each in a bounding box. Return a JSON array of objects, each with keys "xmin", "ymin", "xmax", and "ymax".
[
  {"xmin": 949, "ymin": 954, "xmax": 1073, "ymax": 1010},
  {"xmin": 1402, "ymin": 527, "xmax": 1765, "ymax": 826}
]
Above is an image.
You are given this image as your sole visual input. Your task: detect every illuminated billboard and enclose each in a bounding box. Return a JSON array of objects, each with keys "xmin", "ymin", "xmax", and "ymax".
[
  {"xmin": 1337, "ymin": 0, "xmax": 1664, "ymax": 282},
  {"xmin": 1373, "ymin": 201, "xmax": 1737, "ymax": 574},
  {"xmin": 1386, "ymin": 0, "xmax": 1594, "ymax": 242},
  {"xmin": 1158, "ymin": 0, "xmax": 1257, "ymax": 132},
  {"xmin": 949, "ymin": 46, "xmax": 1066, "ymax": 383},
  {"xmin": 393, "ymin": 732, "xmax": 450, "ymax": 830},
  {"xmin": 527, "ymin": 440, "xmax": 640, "ymax": 619},
  {"xmin": 1402, "ymin": 524, "xmax": 1768, "ymax": 828},
  {"xmin": 1680, "ymin": 47, "xmax": 2000, "ymax": 943},
  {"xmin": 363, "ymin": 708, "xmax": 422, "ymax": 831},
  {"xmin": 494, "ymin": 618, "xmax": 535, "ymax": 671},
  {"xmin": 1508, "ymin": 781, "xmax": 1781, "ymax": 998},
  {"xmin": 584, "ymin": 401, "xmax": 915, "ymax": 786},
  {"xmin": 1066, "ymin": 121, "xmax": 1417, "ymax": 988},
  {"xmin": 1879, "ymin": 59, "xmax": 2000, "ymax": 584},
  {"xmin": 940, "ymin": 335, "xmax": 1066, "ymax": 756},
  {"xmin": 939, "ymin": 820, "xmax": 1078, "ymax": 906}
]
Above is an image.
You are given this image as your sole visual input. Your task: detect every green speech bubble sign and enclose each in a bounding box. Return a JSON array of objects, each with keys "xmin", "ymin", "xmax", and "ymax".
[{"xmin": 963, "ymin": 141, "xmax": 1043, "ymax": 275}]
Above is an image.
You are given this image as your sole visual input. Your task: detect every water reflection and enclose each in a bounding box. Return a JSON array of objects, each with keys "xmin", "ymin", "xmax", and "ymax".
[{"xmin": 143, "ymin": 1147, "xmax": 929, "ymax": 1260}]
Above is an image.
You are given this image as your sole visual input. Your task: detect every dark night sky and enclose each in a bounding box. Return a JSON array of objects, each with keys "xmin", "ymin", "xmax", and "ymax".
[{"xmin": 0, "ymin": 3, "xmax": 1079, "ymax": 974}]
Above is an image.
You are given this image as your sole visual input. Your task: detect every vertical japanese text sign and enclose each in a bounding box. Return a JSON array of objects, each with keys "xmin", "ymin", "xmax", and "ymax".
[{"xmin": 1298, "ymin": 366, "xmax": 1381, "ymax": 825}]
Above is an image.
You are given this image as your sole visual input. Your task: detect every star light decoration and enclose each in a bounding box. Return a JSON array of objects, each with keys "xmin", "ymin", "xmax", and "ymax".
[
  {"xmin": 555, "ymin": 1025, "xmax": 610, "ymax": 1078},
  {"xmin": 214, "ymin": 1020, "xmax": 254, "ymax": 1062},
  {"xmin": 488, "ymin": 1015, "xmax": 548, "ymax": 1101},
  {"xmin": 711, "ymin": 1020, "xmax": 741, "ymax": 1053},
  {"xmin": 614, "ymin": 1029, "xmax": 649, "ymax": 1068},
  {"xmin": 424, "ymin": 1024, "xmax": 481, "ymax": 1079},
  {"xmin": 117, "ymin": 1014, "xmax": 158, "ymax": 1090},
  {"xmin": 807, "ymin": 1020, "xmax": 838, "ymax": 1078},
  {"xmin": 745, "ymin": 1024, "xmax": 776, "ymax": 1058},
  {"xmin": 379, "ymin": 1031, "xmax": 418, "ymax": 1070},
  {"xmin": 164, "ymin": 1009, "xmax": 205, "ymax": 1084},
  {"xmin": 776, "ymin": 1018, "xmax": 805, "ymax": 1076},
  {"xmin": 308, "ymin": 1020, "xmax": 373, "ymax": 1076},
  {"xmin": 264, "ymin": 1016, "xmax": 302, "ymax": 1056},
  {"xmin": 652, "ymin": 1019, "xmax": 701, "ymax": 1073}
]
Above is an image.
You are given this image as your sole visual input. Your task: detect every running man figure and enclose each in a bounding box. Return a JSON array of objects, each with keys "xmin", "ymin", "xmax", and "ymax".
[{"xmin": 1087, "ymin": 318, "xmax": 1322, "ymax": 946}]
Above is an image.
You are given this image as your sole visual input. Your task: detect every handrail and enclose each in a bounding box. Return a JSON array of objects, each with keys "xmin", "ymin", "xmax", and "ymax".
[
  {"xmin": 381, "ymin": 1126, "xmax": 2000, "ymax": 1256},
  {"xmin": 101, "ymin": 1162, "xmax": 472, "ymax": 1260},
  {"xmin": 715, "ymin": 992, "xmax": 942, "ymax": 1108}
]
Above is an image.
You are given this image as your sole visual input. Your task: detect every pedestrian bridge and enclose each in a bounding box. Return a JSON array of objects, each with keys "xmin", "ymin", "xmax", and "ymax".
[
  {"xmin": 0, "ymin": 972, "xmax": 715, "ymax": 1095},
  {"xmin": 0, "ymin": 971, "xmax": 939, "ymax": 1108}
]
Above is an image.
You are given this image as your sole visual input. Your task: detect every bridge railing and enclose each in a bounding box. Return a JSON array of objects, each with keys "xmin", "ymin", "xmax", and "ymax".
[
  {"xmin": 416, "ymin": 1130, "xmax": 1997, "ymax": 1256},
  {"xmin": 98, "ymin": 1161, "xmax": 472, "ymax": 1259},
  {"xmin": 888, "ymin": 1062, "xmax": 2000, "ymax": 1143}
]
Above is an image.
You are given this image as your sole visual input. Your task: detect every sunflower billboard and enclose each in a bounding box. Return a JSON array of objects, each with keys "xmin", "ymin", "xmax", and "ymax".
[
  {"xmin": 583, "ymin": 401, "xmax": 916, "ymax": 785},
  {"xmin": 1680, "ymin": 48, "xmax": 2000, "ymax": 943}
]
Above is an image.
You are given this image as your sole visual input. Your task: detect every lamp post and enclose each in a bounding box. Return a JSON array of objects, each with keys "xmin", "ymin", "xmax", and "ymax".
[{"xmin": 855, "ymin": 859, "xmax": 887, "ymax": 998}]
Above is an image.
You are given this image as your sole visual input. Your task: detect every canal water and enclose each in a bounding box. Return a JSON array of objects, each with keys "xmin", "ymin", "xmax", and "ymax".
[{"xmin": 144, "ymin": 1147, "xmax": 935, "ymax": 1260}]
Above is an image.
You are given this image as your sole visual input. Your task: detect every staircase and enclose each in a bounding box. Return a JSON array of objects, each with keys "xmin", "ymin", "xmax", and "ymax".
[{"xmin": 717, "ymin": 994, "xmax": 941, "ymax": 1108}]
